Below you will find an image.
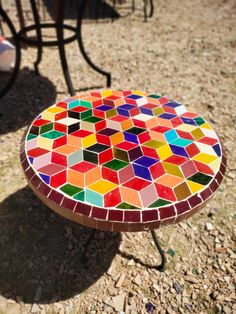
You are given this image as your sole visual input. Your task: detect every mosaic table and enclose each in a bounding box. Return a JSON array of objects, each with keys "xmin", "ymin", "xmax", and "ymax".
[{"xmin": 20, "ymin": 90, "xmax": 226, "ymax": 271}]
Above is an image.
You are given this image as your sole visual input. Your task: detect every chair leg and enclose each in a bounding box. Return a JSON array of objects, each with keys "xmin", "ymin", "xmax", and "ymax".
[
  {"xmin": 149, "ymin": 0, "xmax": 154, "ymax": 18},
  {"xmin": 76, "ymin": 0, "xmax": 111, "ymax": 87},
  {"xmin": 151, "ymin": 230, "xmax": 167, "ymax": 272},
  {"xmin": 30, "ymin": 0, "xmax": 43, "ymax": 74},
  {"xmin": 56, "ymin": 0, "xmax": 75, "ymax": 96}
]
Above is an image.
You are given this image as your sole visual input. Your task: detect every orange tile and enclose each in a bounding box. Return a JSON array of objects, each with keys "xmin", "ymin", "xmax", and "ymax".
[
  {"xmin": 156, "ymin": 117, "xmax": 173, "ymax": 128},
  {"xmin": 55, "ymin": 144, "xmax": 78, "ymax": 155},
  {"xmin": 155, "ymin": 174, "xmax": 184, "ymax": 188},
  {"xmin": 120, "ymin": 186, "xmax": 142, "ymax": 208}
]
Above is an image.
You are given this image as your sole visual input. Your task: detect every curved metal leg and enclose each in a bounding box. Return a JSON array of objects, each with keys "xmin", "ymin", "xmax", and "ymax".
[
  {"xmin": 151, "ymin": 230, "xmax": 167, "ymax": 272},
  {"xmin": 149, "ymin": 0, "xmax": 154, "ymax": 18},
  {"xmin": 56, "ymin": 0, "xmax": 75, "ymax": 96},
  {"xmin": 0, "ymin": 6, "xmax": 21, "ymax": 98},
  {"xmin": 143, "ymin": 0, "xmax": 147, "ymax": 22},
  {"xmin": 30, "ymin": 0, "xmax": 43, "ymax": 74},
  {"xmin": 77, "ymin": 0, "xmax": 111, "ymax": 87}
]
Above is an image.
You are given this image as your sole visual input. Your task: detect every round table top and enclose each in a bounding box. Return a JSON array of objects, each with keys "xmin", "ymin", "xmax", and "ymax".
[{"xmin": 20, "ymin": 90, "xmax": 226, "ymax": 232}]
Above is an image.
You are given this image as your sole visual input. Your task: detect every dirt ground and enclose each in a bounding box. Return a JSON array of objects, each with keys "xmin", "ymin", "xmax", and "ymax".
[{"xmin": 0, "ymin": 0, "xmax": 235, "ymax": 313}]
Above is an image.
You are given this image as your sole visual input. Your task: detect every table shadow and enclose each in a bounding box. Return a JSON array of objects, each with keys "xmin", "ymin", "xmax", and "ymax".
[
  {"xmin": 0, "ymin": 67, "xmax": 57, "ymax": 136},
  {"xmin": 0, "ymin": 186, "xmax": 121, "ymax": 304}
]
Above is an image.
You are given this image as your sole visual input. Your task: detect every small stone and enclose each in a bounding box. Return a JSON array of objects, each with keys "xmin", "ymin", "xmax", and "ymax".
[
  {"xmin": 145, "ymin": 302, "xmax": 154, "ymax": 313},
  {"xmin": 205, "ymin": 223, "xmax": 214, "ymax": 231},
  {"xmin": 116, "ymin": 273, "xmax": 126, "ymax": 287},
  {"xmin": 167, "ymin": 308, "xmax": 176, "ymax": 314},
  {"xmin": 108, "ymin": 286, "xmax": 117, "ymax": 296},
  {"xmin": 184, "ymin": 275, "xmax": 199, "ymax": 284},
  {"xmin": 173, "ymin": 282, "xmax": 183, "ymax": 294},
  {"xmin": 223, "ymin": 306, "xmax": 232, "ymax": 314},
  {"xmin": 167, "ymin": 248, "xmax": 176, "ymax": 257},
  {"xmin": 112, "ymin": 294, "xmax": 125, "ymax": 312},
  {"xmin": 31, "ymin": 304, "xmax": 41, "ymax": 313},
  {"xmin": 133, "ymin": 274, "xmax": 142, "ymax": 287}
]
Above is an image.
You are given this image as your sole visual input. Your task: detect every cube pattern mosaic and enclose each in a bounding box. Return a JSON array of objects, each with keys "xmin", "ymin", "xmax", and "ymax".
[{"xmin": 20, "ymin": 90, "xmax": 226, "ymax": 232}]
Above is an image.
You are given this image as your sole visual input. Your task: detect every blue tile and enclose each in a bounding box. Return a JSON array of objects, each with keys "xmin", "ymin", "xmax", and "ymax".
[
  {"xmin": 134, "ymin": 156, "xmax": 158, "ymax": 167},
  {"xmin": 117, "ymin": 108, "xmax": 130, "ymax": 117},
  {"xmin": 133, "ymin": 164, "xmax": 152, "ymax": 181},
  {"xmin": 126, "ymin": 94, "xmax": 142, "ymax": 100},
  {"xmin": 95, "ymin": 105, "xmax": 113, "ymax": 111},
  {"xmin": 181, "ymin": 117, "xmax": 197, "ymax": 125},
  {"xmin": 117, "ymin": 104, "xmax": 135, "ymax": 110},
  {"xmin": 170, "ymin": 145, "xmax": 189, "ymax": 157},
  {"xmin": 39, "ymin": 173, "xmax": 50, "ymax": 184},
  {"xmin": 158, "ymin": 113, "xmax": 176, "ymax": 120},
  {"xmin": 29, "ymin": 157, "xmax": 34, "ymax": 164},
  {"xmin": 140, "ymin": 107, "xmax": 154, "ymax": 116},
  {"xmin": 164, "ymin": 102, "xmax": 181, "ymax": 108},
  {"xmin": 164, "ymin": 129, "xmax": 178, "ymax": 142},
  {"xmin": 124, "ymin": 132, "xmax": 138, "ymax": 144},
  {"xmin": 213, "ymin": 144, "xmax": 221, "ymax": 157}
]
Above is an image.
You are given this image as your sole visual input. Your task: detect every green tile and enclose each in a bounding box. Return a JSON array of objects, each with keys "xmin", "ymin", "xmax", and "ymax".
[
  {"xmin": 40, "ymin": 123, "xmax": 53, "ymax": 134},
  {"xmin": 83, "ymin": 116, "xmax": 102, "ymax": 123},
  {"xmin": 188, "ymin": 172, "xmax": 212, "ymax": 185},
  {"xmin": 116, "ymin": 202, "xmax": 139, "ymax": 209},
  {"xmin": 194, "ymin": 116, "xmax": 205, "ymax": 126},
  {"xmin": 148, "ymin": 94, "xmax": 161, "ymax": 99},
  {"xmin": 73, "ymin": 191, "xmax": 85, "ymax": 201},
  {"xmin": 60, "ymin": 184, "xmax": 83, "ymax": 196},
  {"xmin": 103, "ymin": 159, "xmax": 128, "ymax": 171},
  {"xmin": 41, "ymin": 130, "xmax": 64, "ymax": 139},
  {"xmin": 126, "ymin": 127, "xmax": 145, "ymax": 135},
  {"xmin": 81, "ymin": 109, "xmax": 92, "ymax": 119},
  {"xmin": 27, "ymin": 133, "xmax": 37, "ymax": 141},
  {"xmin": 149, "ymin": 199, "xmax": 171, "ymax": 208},
  {"xmin": 80, "ymin": 100, "xmax": 92, "ymax": 109}
]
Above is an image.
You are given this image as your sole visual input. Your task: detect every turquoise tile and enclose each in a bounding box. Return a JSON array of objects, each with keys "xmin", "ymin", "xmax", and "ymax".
[
  {"xmin": 85, "ymin": 189, "xmax": 103, "ymax": 207},
  {"xmin": 164, "ymin": 129, "xmax": 178, "ymax": 143},
  {"xmin": 170, "ymin": 138, "xmax": 193, "ymax": 147},
  {"xmin": 68, "ymin": 100, "xmax": 80, "ymax": 109}
]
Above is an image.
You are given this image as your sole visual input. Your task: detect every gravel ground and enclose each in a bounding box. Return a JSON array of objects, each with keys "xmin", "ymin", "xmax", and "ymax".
[{"xmin": 0, "ymin": 0, "xmax": 235, "ymax": 313}]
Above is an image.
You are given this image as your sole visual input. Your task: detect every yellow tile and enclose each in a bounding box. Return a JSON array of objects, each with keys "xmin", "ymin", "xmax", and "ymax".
[
  {"xmin": 37, "ymin": 137, "xmax": 53, "ymax": 150},
  {"xmin": 101, "ymin": 90, "xmax": 113, "ymax": 98},
  {"xmin": 191, "ymin": 128, "xmax": 205, "ymax": 140},
  {"xmin": 157, "ymin": 144, "xmax": 173, "ymax": 160},
  {"xmin": 121, "ymin": 119, "xmax": 133, "ymax": 131},
  {"xmin": 187, "ymin": 180, "xmax": 204, "ymax": 193},
  {"xmin": 176, "ymin": 124, "xmax": 196, "ymax": 132},
  {"xmin": 200, "ymin": 123, "xmax": 213, "ymax": 130},
  {"xmin": 88, "ymin": 180, "xmax": 118, "ymax": 194},
  {"xmin": 131, "ymin": 90, "xmax": 147, "ymax": 96},
  {"xmin": 163, "ymin": 162, "xmax": 183, "ymax": 177},
  {"xmin": 193, "ymin": 153, "xmax": 217, "ymax": 164},
  {"xmin": 41, "ymin": 107, "xmax": 65, "ymax": 121},
  {"xmin": 153, "ymin": 107, "xmax": 164, "ymax": 116},
  {"xmin": 144, "ymin": 139, "xmax": 165, "ymax": 149},
  {"xmin": 208, "ymin": 158, "xmax": 221, "ymax": 172},
  {"xmin": 82, "ymin": 134, "xmax": 96, "ymax": 148}
]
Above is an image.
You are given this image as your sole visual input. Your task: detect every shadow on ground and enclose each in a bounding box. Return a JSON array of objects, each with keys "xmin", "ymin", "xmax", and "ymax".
[
  {"xmin": 0, "ymin": 67, "xmax": 57, "ymax": 135},
  {"xmin": 0, "ymin": 186, "xmax": 121, "ymax": 304}
]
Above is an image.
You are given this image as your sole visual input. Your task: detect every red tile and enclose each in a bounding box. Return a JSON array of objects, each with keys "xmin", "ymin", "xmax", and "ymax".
[
  {"xmin": 142, "ymin": 210, "xmax": 158, "ymax": 222},
  {"xmin": 123, "ymin": 177, "xmax": 151, "ymax": 190},
  {"xmin": 91, "ymin": 207, "xmax": 107, "ymax": 220},
  {"xmin": 48, "ymin": 190, "xmax": 64, "ymax": 204},
  {"xmin": 154, "ymin": 183, "xmax": 176, "ymax": 201},
  {"xmin": 62, "ymin": 197, "xmax": 77, "ymax": 211},
  {"xmin": 200, "ymin": 187, "xmax": 212, "ymax": 201},
  {"xmin": 193, "ymin": 160, "xmax": 214, "ymax": 176},
  {"xmin": 50, "ymin": 170, "xmax": 67, "ymax": 188},
  {"xmin": 37, "ymin": 182, "xmax": 51, "ymax": 197},
  {"xmin": 108, "ymin": 210, "xmax": 123, "ymax": 222},
  {"xmin": 188, "ymin": 194, "xmax": 202, "ymax": 208},
  {"xmin": 124, "ymin": 211, "xmax": 141, "ymax": 222},
  {"xmin": 33, "ymin": 118, "xmax": 51, "ymax": 127},
  {"xmin": 158, "ymin": 205, "xmax": 175, "ymax": 220},
  {"xmin": 71, "ymin": 161, "xmax": 96, "ymax": 173},
  {"xmin": 104, "ymin": 187, "xmax": 121, "ymax": 207},
  {"xmin": 27, "ymin": 147, "xmax": 50, "ymax": 158},
  {"xmin": 175, "ymin": 200, "xmax": 190, "ymax": 215},
  {"xmin": 74, "ymin": 202, "xmax": 91, "ymax": 216},
  {"xmin": 185, "ymin": 143, "xmax": 200, "ymax": 157},
  {"xmin": 198, "ymin": 137, "xmax": 218, "ymax": 145}
]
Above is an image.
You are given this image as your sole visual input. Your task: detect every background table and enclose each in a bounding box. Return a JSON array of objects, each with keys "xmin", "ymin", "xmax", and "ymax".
[{"xmin": 20, "ymin": 90, "xmax": 226, "ymax": 270}]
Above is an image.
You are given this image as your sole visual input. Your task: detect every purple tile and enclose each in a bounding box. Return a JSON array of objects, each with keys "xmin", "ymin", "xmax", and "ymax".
[
  {"xmin": 21, "ymin": 158, "xmax": 30, "ymax": 171},
  {"xmin": 215, "ymin": 171, "xmax": 224, "ymax": 185},
  {"xmin": 219, "ymin": 163, "xmax": 226, "ymax": 175},
  {"xmin": 142, "ymin": 210, "xmax": 158, "ymax": 222},
  {"xmin": 129, "ymin": 146, "xmax": 142, "ymax": 161},
  {"xmin": 222, "ymin": 154, "xmax": 227, "ymax": 167},
  {"xmin": 48, "ymin": 190, "xmax": 64, "ymax": 204},
  {"xmin": 91, "ymin": 207, "xmax": 107, "ymax": 220},
  {"xmin": 98, "ymin": 128, "xmax": 118, "ymax": 136},
  {"xmin": 124, "ymin": 210, "xmax": 141, "ymax": 222},
  {"xmin": 74, "ymin": 202, "xmax": 91, "ymax": 216},
  {"xmin": 159, "ymin": 205, "xmax": 175, "ymax": 220},
  {"xmin": 108, "ymin": 210, "xmax": 123, "ymax": 222}
]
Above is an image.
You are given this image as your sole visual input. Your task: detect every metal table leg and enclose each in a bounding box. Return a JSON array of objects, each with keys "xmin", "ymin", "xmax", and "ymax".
[
  {"xmin": 151, "ymin": 230, "xmax": 167, "ymax": 272},
  {"xmin": 77, "ymin": 0, "xmax": 111, "ymax": 88}
]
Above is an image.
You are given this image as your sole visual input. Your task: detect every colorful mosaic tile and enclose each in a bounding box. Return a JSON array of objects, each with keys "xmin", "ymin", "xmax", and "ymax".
[{"xmin": 20, "ymin": 90, "xmax": 226, "ymax": 232}]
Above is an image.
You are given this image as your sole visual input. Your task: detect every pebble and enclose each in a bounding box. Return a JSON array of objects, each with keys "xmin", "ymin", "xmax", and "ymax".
[
  {"xmin": 173, "ymin": 282, "xmax": 183, "ymax": 294},
  {"xmin": 133, "ymin": 274, "xmax": 142, "ymax": 287},
  {"xmin": 31, "ymin": 304, "xmax": 41, "ymax": 313},
  {"xmin": 116, "ymin": 273, "xmax": 126, "ymax": 287},
  {"xmin": 184, "ymin": 275, "xmax": 199, "ymax": 284},
  {"xmin": 205, "ymin": 223, "xmax": 214, "ymax": 231},
  {"xmin": 112, "ymin": 294, "xmax": 125, "ymax": 312}
]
